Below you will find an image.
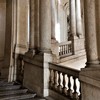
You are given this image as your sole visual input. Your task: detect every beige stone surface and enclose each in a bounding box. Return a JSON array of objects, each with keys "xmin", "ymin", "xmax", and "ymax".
[
  {"xmin": 23, "ymin": 53, "xmax": 52, "ymax": 97},
  {"xmin": 16, "ymin": 0, "xmax": 29, "ymax": 54},
  {"xmin": 0, "ymin": 0, "xmax": 6, "ymax": 69},
  {"xmin": 70, "ymin": 0, "xmax": 76, "ymax": 36},
  {"xmin": 60, "ymin": 56, "xmax": 86, "ymax": 70},
  {"xmin": 40, "ymin": 0, "xmax": 51, "ymax": 52},
  {"xmin": 96, "ymin": 0, "xmax": 100, "ymax": 60},
  {"xmin": 84, "ymin": 0, "xmax": 99, "ymax": 64},
  {"xmin": 80, "ymin": 68, "xmax": 100, "ymax": 100}
]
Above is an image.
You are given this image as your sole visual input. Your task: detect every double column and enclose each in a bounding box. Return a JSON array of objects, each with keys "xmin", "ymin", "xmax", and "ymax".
[
  {"xmin": 40, "ymin": 0, "xmax": 51, "ymax": 53},
  {"xmin": 28, "ymin": 0, "xmax": 40, "ymax": 55},
  {"xmin": 84, "ymin": 0, "xmax": 99, "ymax": 66},
  {"xmin": 70, "ymin": 0, "xmax": 82, "ymax": 38}
]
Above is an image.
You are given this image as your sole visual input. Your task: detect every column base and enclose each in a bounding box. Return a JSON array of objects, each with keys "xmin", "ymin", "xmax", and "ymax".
[
  {"xmin": 23, "ymin": 53, "xmax": 52, "ymax": 97},
  {"xmin": 86, "ymin": 60, "xmax": 100, "ymax": 67},
  {"xmin": 79, "ymin": 66, "xmax": 100, "ymax": 100}
]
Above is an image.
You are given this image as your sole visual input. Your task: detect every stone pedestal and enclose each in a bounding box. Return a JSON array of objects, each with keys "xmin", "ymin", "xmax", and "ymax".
[
  {"xmin": 51, "ymin": 39, "xmax": 59, "ymax": 63},
  {"xmin": 72, "ymin": 38, "xmax": 85, "ymax": 55},
  {"xmin": 23, "ymin": 53, "xmax": 52, "ymax": 97},
  {"xmin": 79, "ymin": 67, "xmax": 100, "ymax": 100}
]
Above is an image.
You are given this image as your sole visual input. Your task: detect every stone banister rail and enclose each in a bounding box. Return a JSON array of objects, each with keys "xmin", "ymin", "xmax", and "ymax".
[
  {"xmin": 59, "ymin": 41, "xmax": 73, "ymax": 57},
  {"xmin": 49, "ymin": 63, "xmax": 81, "ymax": 100}
]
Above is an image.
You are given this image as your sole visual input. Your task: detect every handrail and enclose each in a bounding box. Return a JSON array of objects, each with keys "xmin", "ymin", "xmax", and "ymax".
[
  {"xmin": 59, "ymin": 41, "xmax": 72, "ymax": 46},
  {"xmin": 49, "ymin": 63, "xmax": 80, "ymax": 78}
]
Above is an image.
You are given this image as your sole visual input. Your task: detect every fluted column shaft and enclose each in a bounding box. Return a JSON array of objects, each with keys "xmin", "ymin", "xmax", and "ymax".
[
  {"xmin": 70, "ymin": 0, "xmax": 76, "ymax": 36},
  {"xmin": 84, "ymin": 0, "xmax": 99, "ymax": 66},
  {"xmin": 40, "ymin": 0, "xmax": 51, "ymax": 52}
]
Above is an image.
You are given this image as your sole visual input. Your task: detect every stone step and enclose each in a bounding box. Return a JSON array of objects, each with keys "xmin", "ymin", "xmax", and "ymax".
[
  {"xmin": 24, "ymin": 96, "xmax": 46, "ymax": 100},
  {"xmin": 0, "ymin": 88, "xmax": 28, "ymax": 96},
  {"xmin": 0, "ymin": 93, "xmax": 36, "ymax": 100},
  {"xmin": 0, "ymin": 81, "xmax": 14, "ymax": 86},
  {"xmin": 0, "ymin": 84, "xmax": 21, "ymax": 91}
]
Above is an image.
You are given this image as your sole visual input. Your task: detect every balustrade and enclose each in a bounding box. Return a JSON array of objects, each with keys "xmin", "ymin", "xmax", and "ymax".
[
  {"xmin": 49, "ymin": 63, "xmax": 81, "ymax": 100},
  {"xmin": 59, "ymin": 41, "xmax": 73, "ymax": 57}
]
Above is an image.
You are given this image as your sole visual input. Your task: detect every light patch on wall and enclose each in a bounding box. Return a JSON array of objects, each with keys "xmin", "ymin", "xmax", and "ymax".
[{"xmin": 55, "ymin": 23, "xmax": 60, "ymax": 42}]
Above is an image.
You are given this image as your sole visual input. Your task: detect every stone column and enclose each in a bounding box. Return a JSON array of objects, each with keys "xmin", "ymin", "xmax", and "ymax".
[
  {"xmin": 24, "ymin": 0, "xmax": 36, "ymax": 57},
  {"xmin": 51, "ymin": 0, "xmax": 57, "ymax": 40},
  {"xmin": 84, "ymin": 0, "xmax": 99, "ymax": 66},
  {"xmin": 23, "ymin": 1, "xmax": 52, "ymax": 97},
  {"xmin": 76, "ymin": 0, "xmax": 82, "ymax": 37},
  {"xmin": 51, "ymin": 0, "xmax": 59, "ymax": 60},
  {"xmin": 28, "ymin": 0, "xmax": 36, "ymax": 55},
  {"xmin": 40, "ymin": 0, "xmax": 51, "ymax": 53},
  {"xmin": 79, "ymin": 1, "xmax": 100, "ymax": 100},
  {"xmin": 70, "ymin": 0, "xmax": 76, "ymax": 37},
  {"xmin": 29, "ymin": 0, "xmax": 34, "ymax": 51}
]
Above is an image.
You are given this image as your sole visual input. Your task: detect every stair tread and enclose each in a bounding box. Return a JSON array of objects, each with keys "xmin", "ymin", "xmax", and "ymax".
[
  {"xmin": 24, "ymin": 97, "xmax": 46, "ymax": 100},
  {"xmin": 0, "ymin": 93, "xmax": 36, "ymax": 100},
  {"xmin": 0, "ymin": 84, "xmax": 21, "ymax": 90},
  {"xmin": 0, "ymin": 81, "xmax": 38, "ymax": 100},
  {"xmin": 0, "ymin": 88, "xmax": 28, "ymax": 96}
]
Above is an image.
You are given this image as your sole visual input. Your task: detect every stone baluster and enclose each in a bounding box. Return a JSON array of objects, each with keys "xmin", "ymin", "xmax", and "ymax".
[
  {"xmin": 67, "ymin": 75, "xmax": 73, "ymax": 98},
  {"xmin": 84, "ymin": 0, "xmax": 99, "ymax": 66},
  {"xmin": 68, "ymin": 45, "xmax": 70, "ymax": 53},
  {"xmin": 62, "ymin": 46, "xmax": 64, "ymax": 55},
  {"xmin": 62, "ymin": 73, "xmax": 67, "ymax": 95},
  {"xmin": 53, "ymin": 70, "xmax": 58, "ymax": 90},
  {"xmin": 66, "ymin": 45, "xmax": 68, "ymax": 54},
  {"xmin": 40, "ymin": 0, "xmax": 51, "ymax": 53},
  {"xmin": 61, "ymin": 46, "xmax": 62, "ymax": 55},
  {"xmin": 64, "ymin": 45, "xmax": 66, "ymax": 54},
  {"xmin": 79, "ymin": 80, "xmax": 81, "ymax": 99},
  {"xmin": 58, "ymin": 71, "xmax": 62, "ymax": 93},
  {"xmin": 73, "ymin": 77, "xmax": 78, "ymax": 99},
  {"xmin": 49, "ymin": 69, "xmax": 54, "ymax": 89},
  {"xmin": 59, "ymin": 46, "xmax": 61, "ymax": 56}
]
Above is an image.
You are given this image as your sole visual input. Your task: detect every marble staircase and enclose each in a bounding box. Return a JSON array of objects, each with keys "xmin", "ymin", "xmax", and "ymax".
[{"xmin": 0, "ymin": 79, "xmax": 46, "ymax": 100}]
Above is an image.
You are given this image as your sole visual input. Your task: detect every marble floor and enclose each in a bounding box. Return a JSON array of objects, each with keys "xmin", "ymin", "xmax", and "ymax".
[{"xmin": 60, "ymin": 57, "xmax": 86, "ymax": 70}]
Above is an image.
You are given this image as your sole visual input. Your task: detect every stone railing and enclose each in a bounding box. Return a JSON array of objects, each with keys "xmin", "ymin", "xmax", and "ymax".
[
  {"xmin": 59, "ymin": 41, "xmax": 73, "ymax": 57},
  {"xmin": 17, "ymin": 54, "xmax": 24, "ymax": 83},
  {"xmin": 49, "ymin": 63, "xmax": 81, "ymax": 100}
]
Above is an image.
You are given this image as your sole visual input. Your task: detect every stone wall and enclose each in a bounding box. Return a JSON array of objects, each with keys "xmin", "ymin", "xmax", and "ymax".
[
  {"xmin": 16, "ymin": 0, "xmax": 29, "ymax": 54},
  {"xmin": 96, "ymin": 0, "xmax": 100, "ymax": 60},
  {"xmin": 0, "ymin": 0, "xmax": 6, "ymax": 71}
]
